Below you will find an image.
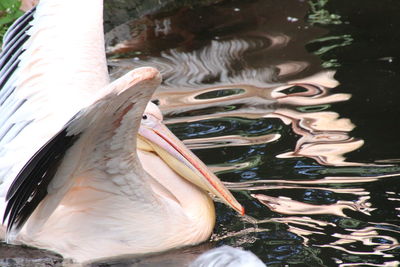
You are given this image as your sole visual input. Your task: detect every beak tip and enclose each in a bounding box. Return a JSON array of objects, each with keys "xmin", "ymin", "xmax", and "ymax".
[{"xmin": 238, "ymin": 206, "xmax": 245, "ymax": 216}]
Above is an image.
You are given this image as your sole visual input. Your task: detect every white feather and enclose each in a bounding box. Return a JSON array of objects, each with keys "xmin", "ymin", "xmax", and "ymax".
[{"xmin": 190, "ymin": 246, "xmax": 266, "ymax": 267}]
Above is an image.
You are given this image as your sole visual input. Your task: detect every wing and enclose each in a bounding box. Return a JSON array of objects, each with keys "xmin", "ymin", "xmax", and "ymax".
[
  {"xmin": 0, "ymin": 8, "xmax": 36, "ymax": 199},
  {"xmin": 0, "ymin": 0, "xmax": 109, "ymax": 204},
  {"xmin": 3, "ymin": 127, "xmax": 80, "ymax": 232},
  {"xmin": 4, "ymin": 67, "xmax": 161, "ymax": 234}
]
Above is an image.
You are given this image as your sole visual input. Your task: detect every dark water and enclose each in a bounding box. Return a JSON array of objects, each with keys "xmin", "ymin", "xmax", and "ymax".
[
  {"xmin": 3, "ymin": 0, "xmax": 400, "ymax": 266},
  {"xmin": 106, "ymin": 0, "xmax": 400, "ymax": 266},
  {"xmin": 104, "ymin": 0, "xmax": 400, "ymax": 266}
]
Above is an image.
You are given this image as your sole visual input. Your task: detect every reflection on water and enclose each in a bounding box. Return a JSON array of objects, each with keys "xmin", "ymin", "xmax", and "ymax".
[{"xmin": 104, "ymin": 0, "xmax": 400, "ymax": 266}]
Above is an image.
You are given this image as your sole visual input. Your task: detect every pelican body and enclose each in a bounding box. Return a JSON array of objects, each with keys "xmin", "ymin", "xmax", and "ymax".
[{"xmin": 0, "ymin": 0, "xmax": 243, "ymax": 262}]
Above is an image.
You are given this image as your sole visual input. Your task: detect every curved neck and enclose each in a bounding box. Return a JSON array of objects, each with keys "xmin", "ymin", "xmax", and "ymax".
[{"xmin": 137, "ymin": 149, "xmax": 216, "ymax": 224}]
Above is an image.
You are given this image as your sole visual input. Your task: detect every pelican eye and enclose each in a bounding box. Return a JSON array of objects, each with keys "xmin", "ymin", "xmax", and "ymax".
[{"xmin": 142, "ymin": 115, "xmax": 148, "ymax": 120}]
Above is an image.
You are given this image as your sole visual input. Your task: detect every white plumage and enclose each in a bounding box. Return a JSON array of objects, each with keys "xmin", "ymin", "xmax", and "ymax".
[{"xmin": 190, "ymin": 246, "xmax": 266, "ymax": 267}]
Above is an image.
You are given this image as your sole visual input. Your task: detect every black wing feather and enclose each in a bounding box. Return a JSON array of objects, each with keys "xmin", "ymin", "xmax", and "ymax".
[
  {"xmin": 0, "ymin": 7, "xmax": 34, "ymax": 92},
  {"xmin": 3, "ymin": 127, "xmax": 80, "ymax": 232},
  {"xmin": 0, "ymin": 30, "xmax": 29, "ymax": 75},
  {"xmin": 2, "ymin": 7, "xmax": 35, "ymax": 48}
]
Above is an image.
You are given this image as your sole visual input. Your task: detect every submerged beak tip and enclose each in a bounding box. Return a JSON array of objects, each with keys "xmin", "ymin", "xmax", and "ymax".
[
  {"xmin": 236, "ymin": 205, "xmax": 245, "ymax": 216},
  {"xmin": 240, "ymin": 207, "xmax": 245, "ymax": 216}
]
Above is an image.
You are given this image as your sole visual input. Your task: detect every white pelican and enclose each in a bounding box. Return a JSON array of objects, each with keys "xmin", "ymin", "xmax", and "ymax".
[{"xmin": 0, "ymin": 0, "xmax": 244, "ymax": 262}]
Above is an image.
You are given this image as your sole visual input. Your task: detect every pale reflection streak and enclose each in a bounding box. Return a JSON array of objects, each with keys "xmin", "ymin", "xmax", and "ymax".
[
  {"xmin": 252, "ymin": 194, "xmax": 373, "ymax": 217},
  {"xmin": 211, "ymin": 155, "xmax": 264, "ymax": 174},
  {"xmin": 183, "ymin": 133, "xmax": 280, "ymax": 149},
  {"xmin": 225, "ymin": 172, "xmax": 400, "ymax": 187},
  {"xmin": 154, "ymin": 83, "xmax": 276, "ymax": 119},
  {"xmin": 228, "ymin": 184, "xmax": 369, "ymax": 196},
  {"xmin": 330, "ymin": 227, "xmax": 399, "ymax": 249},
  {"xmin": 275, "ymin": 61, "xmax": 309, "ymax": 77},
  {"xmin": 339, "ymin": 261, "xmax": 400, "ymax": 267}
]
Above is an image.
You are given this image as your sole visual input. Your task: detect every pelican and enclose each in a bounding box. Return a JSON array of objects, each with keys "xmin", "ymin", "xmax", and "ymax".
[{"xmin": 0, "ymin": 0, "xmax": 244, "ymax": 262}]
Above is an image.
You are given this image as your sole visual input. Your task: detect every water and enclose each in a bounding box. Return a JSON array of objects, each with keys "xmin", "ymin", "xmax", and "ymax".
[
  {"xmin": 3, "ymin": 0, "xmax": 400, "ymax": 266},
  {"xmin": 106, "ymin": 0, "xmax": 400, "ymax": 265}
]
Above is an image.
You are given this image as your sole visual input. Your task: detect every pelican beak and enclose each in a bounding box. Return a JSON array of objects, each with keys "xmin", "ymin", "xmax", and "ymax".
[{"xmin": 138, "ymin": 120, "xmax": 245, "ymax": 216}]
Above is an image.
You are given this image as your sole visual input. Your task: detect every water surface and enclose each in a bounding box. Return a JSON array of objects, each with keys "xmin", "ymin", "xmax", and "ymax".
[{"xmin": 105, "ymin": 0, "xmax": 400, "ymax": 266}]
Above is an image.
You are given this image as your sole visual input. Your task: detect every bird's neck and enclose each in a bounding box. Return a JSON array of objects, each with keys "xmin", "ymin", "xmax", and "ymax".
[{"xmin": 138, "ymin": 149, "xmax": 216, "ymax": 227}]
